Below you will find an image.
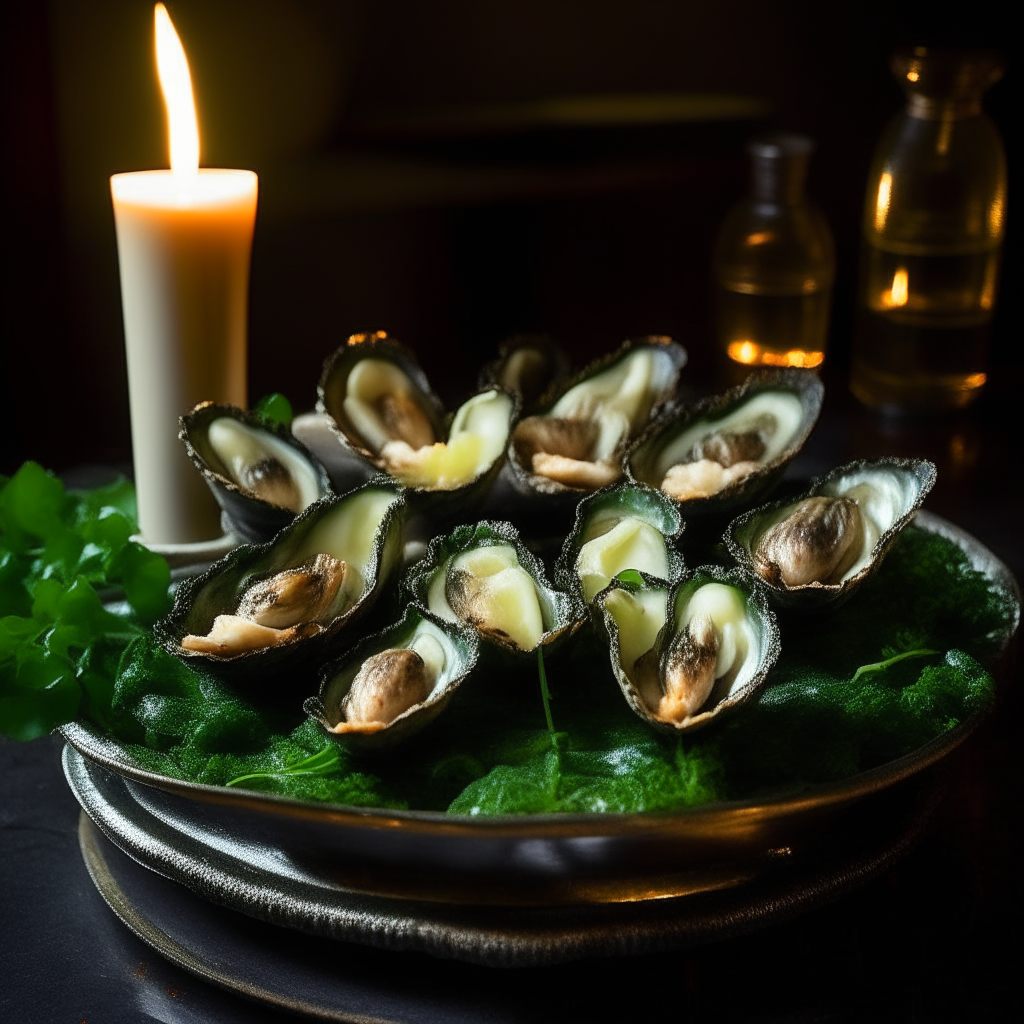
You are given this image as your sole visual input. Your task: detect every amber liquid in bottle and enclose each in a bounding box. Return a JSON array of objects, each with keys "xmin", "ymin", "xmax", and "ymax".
[
  {"xmin": 850, "ymin": 48, "xmax": 1005, "ymax": 412},
  {"xmin": 715, "ymin": 135, "xmax": 835, "ymax": 375},
  {"xmin": 851, "ymin": 246, "xmax": 998, "ymax": 408}
]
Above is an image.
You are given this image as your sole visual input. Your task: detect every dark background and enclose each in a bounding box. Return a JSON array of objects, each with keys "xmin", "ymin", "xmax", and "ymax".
[{"xmin": 0, "ymin": 0, "xmax": 1019, "ymax": 475}]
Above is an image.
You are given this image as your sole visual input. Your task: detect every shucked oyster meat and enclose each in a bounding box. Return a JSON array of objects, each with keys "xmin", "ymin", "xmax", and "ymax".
[
  {"xmin": 162, "ymin": 485, "xmax": 406, "ymax": 673},
  {"xmin": 408, "ymin": 522, "xmax": 581, "ymax": 656},
  {"xmin": 432, "ymin": 544, "xmax": 546, "ymax": 651},
  {"xmin": 306, "ymin": 607, "xmax": 479, "ymax": 751},
  {"xmin": 753, "ymin": 495, "xmax": 864, "ymax": 588},
  {"xmin": 180, "ymin": 402, "xmax": 333, "ymax": 543},
  {"xmin": 321, "ymin": 339, "xmax": 516, "ymax": 493},
  {"xmin": 555, "ymin": 482, "xmax": 685, "ymax": 605},
  {"xmin": 627, "ymin": 369, "xmax": 824, "ymax": 514},
  {"xmin": 335, "ymin": 632, "xmax": 446, "ymax": 734},
  {"xmin": 726, "ymin": 457, "xmax": 937, "ymax": 609},
  {"xmin": 513, "ymin": 341, "xmax": 684, "ymax": 491},
  {"xmin": 181, "ymin": 553, "xmax": 345, "ymax": 656},
  {"xmin": 653, "ymin": 394, "xmax": 804, "ymax": 501},
  {"xmin": 597, "ymin": 570, "xmax": 779, "ymax": 733},
  {"xmin": 205, "ymin": 416, "xmax": 322, "ymax": 513}
]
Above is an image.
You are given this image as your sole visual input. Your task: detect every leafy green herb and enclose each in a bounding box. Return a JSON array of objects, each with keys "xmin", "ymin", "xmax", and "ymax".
[
  {"xmin": 227, "ymin": 746, "xmax": 340, "ymax": 787},
  {"xmin": 0, "ymin": 463, "xmax": 172, "ymax": 739},
  {"xmin": 253, "ymin": 392, "xmax": 294, "ymax": 428},
  {"xmin": 851, "ymin": 648, "xmax": 938, "ymax": 684}
]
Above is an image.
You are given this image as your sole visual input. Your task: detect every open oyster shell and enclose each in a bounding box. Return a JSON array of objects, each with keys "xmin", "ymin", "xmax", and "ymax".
[
  {"xmin": 478, "ymin": 334, "xmax": 570, "ymax": 414},
  {"xmin": 305, "ymin": 605, "xmax": 479, "ymax": 754},
  {"xmin": 180, "ymin": 402, "xmax": 333, "ymax": 543},
  {"xmin": 554, "ymin": 482, "xmax": 686, "ymax": 607},
  {"xmin": 403, "ymin": 520, "xmax": 583, "ymax": 657},
  {"xmin": 593, "ymin": 566, "xmax": 780, "ymax": 734},
  {"xmin": 156, "ymin": 482, "xmax": 406, "ymax": 687},
  {"xmin": 505, "ymin": 336, "xmax": 688, "ymax": 510},
  {"xmin": 627, "ymin": 369, "xmax": 824, "ymax": 517},
  {"xmin": 725, "ymin": 457, "xmax": 937, "ymax": 611},
  {"xmin": 318, "ymin": 332, "xmax": 518, "ymax": 513}
]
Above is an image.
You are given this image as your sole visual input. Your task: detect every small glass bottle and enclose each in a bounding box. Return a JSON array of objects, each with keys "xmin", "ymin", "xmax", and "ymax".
[
  {"xmin": 715, "ymin": 134, "xmax": 835, "ymax": 373},
  {"xmin": 850, "ymin": 48, "xmax": 1006, "ymax": 412}
]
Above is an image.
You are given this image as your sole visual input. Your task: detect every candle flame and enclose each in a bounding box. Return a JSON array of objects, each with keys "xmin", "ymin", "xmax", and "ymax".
[
  {"xmin": 886, "ymin": 267, "xmax": 909, "ymax": 308},
  {"xmin": 155, "ymin": 4, "xmax": 199, "ymax": 174}
]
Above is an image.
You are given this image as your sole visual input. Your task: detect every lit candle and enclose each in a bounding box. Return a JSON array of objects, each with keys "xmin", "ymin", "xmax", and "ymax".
[{"xmin": 111, "ymin": 4, "xmax": 257, "ymax": 544}]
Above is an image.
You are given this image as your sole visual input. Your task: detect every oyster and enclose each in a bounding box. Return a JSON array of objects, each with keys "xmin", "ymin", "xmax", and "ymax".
[
  {"xmin": 555, "ymin": 482, "xmax": 686, "ymax": 605},
  {"xmin": 726, "ymin": 457, "xmax": 937, "ymax": 610},
  {"xmin": 318, "ymin": 332, "xmax": 517, "ymax": 504},
  {"xmin": 594, "ymin": 566, "xmax": 780, "ymax": 733},
  {"xmin": 507, "ymin": 337, "xmax": 687, "ymax": 500},
  {"xmin": 404, "ymin": 521, "xmax": 583, "ymax": 656},
  {"xmin": 478, "ymin": 335, "xmax": 570, "ymax": 413},
  {"xmin": 180, "ymin": 402, "xmax": 332, "ymax": 543},
  {"xmin": 157, "ymin": 483, "xmax": 406, "ymax": 683},
  {"xmin": 627, "ymin": 369, "xmax": 823, "ymax": 516},
  {"xmin": 305, "ymin": 606, "xmax": 479, "ymax": 752}
]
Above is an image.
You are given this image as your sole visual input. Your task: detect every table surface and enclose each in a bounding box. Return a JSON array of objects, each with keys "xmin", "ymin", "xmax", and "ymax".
[{"xmin": 1, "ymin": 386, "xmax": 1021, "ymax": 1023}]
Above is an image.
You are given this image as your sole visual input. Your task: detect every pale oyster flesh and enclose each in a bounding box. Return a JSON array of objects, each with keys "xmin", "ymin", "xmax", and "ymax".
[
  {"xmin": 207, "ymin": 417, "xmax": 322, "ymax": 513},
  {"xmin": 655, "ymin": 392, "xmax": 804, "ymax": 500},
  {"xmin": 343, "ymin": 358, "xmax": 438, "ymax": 453},
  {"xmin": 515, "ymin": 347, "xmax": 678, "ymax": 489},
  {"xmin": 332, "ymin": 622, "xmax": 448, "ymax": 734},
  {"xmin": 181, "ymin": 488, "xmax": 397, "ymax": 658},
  {"xmin": 606, "ymin": 582, "xmax": 758, "ymax": 728},
  {"xmin": 428, "ymin": 543, "xmax": 547, "ymax": 651},
  {"xmin": 750, "ymin": 465, "xmax": 916, "ymax": 589},
  {"xmin": 381, "ymin": 389, "xmax": 514, "ymax": 490},
  {"xmin": 575, "ymin": 514, "xmax": 669, "ymax": 603}
]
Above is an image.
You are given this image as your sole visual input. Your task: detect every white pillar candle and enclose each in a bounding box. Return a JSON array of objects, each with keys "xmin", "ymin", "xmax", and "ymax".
[{"xmin": 111, "ymin": 4, "xmax": 257, "ymax": 544}]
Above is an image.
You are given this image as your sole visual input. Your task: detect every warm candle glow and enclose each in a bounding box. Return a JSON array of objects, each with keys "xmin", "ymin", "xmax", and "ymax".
[
  {"xmin": 155, "ymin": 3, "xmax": 199, "ymax": 174},
  {"xmin": 726, "ymin": 341, "xmax": 824, "ymax": 369},
  {"xmin": 874, "ymin": 172, "xmax": 892, "ymax": 232},
  {"xmin": 886, "ymin": 267, "xmax": 909, "ymax": 308}
]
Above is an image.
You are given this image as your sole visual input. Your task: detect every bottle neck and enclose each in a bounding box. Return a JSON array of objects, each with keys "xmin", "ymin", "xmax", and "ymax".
[
  {"xmin": 907, "ymin": 95, "xmax": 984, "ymax": 120},
  {"xmin": 751, "ymin": 153, "xmax": 808, "ymax": 205}
]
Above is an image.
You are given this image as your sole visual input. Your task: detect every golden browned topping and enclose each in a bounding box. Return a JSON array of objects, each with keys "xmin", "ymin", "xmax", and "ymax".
[{"xmin": 753, "ymin": 496, "xmax": 864, "ymax": 588}]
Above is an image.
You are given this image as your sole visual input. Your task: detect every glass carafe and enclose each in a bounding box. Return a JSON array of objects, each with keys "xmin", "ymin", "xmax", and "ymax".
[
  {"xmin": 850, "ymin": 48, "xmax": 1006, "ymax": 412},
  {"xmin": 715, "ymin": 134, "xmax": 835, "ymax": 373}
]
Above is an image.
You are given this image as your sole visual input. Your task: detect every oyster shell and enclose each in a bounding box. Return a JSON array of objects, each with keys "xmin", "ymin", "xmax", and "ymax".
[
  {"xmin": 554, "ymin": 482, "xmax": 686, "ymax": 606},
  {"xmin": 725, "ymin": 457, "xmax": 937, "ymax": 610},
  {"xmin": 318, "ymin": 332, "xmax": 517, "ymax": 507},
  {"xmin": 156, "ymin": 482, "xmax": 406, "ymax": 685},
  {"xmin": 627, "ymin": 369, "xmax": 823, "ymax": 517},
  {"xmin": 478, "ymin": 335, "xmax": 570, "ymax": 414},
  {"xmin": 305, "ymin": 605, "xmax": 479, "ymax": 753},
  {"xmin": 594, "ymin": 566, "xmax": 780, "ymax": 734},
  {"xmin": 180, "ymin": 402, "xmax": 332, "ymax": 543},
  {"xmin": 403, "ymin": 521, "xmax": 583, "ymax": 656},
  {"xmin": 506, "ymin": 337, "xmax": 688, "ymax": 504}
]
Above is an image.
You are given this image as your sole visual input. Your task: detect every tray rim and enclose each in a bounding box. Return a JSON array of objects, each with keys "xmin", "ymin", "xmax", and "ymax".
[{"xmin": 59, "ymin": 509, "xmax": 1020, "ymax": 840}]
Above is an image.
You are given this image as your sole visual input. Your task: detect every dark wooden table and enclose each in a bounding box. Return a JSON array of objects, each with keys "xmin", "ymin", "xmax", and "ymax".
[{"xmin": 1, "ymin": 384, "xmax": 1020, "ymax": 1023}]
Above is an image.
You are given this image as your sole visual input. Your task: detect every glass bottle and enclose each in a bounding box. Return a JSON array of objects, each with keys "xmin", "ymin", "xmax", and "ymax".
[
  {"xmin": 715, "ymin": 134, "xmax": 835, "ymax": 373},
  {"xmin": 850, "ymin": 48, "xmax": 1006, "ymax": 412}
]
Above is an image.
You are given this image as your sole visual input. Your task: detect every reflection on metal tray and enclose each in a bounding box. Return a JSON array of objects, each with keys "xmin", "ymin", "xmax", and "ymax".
[{"xmin": 75, "ymin": 761, "xmax": 944, "ymax": 970}]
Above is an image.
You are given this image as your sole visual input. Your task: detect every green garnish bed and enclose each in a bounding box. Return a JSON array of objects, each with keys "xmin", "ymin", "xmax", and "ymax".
[{"xmin": 2, "ymin": 463, "xmax": 1014, "ymax": 818}]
